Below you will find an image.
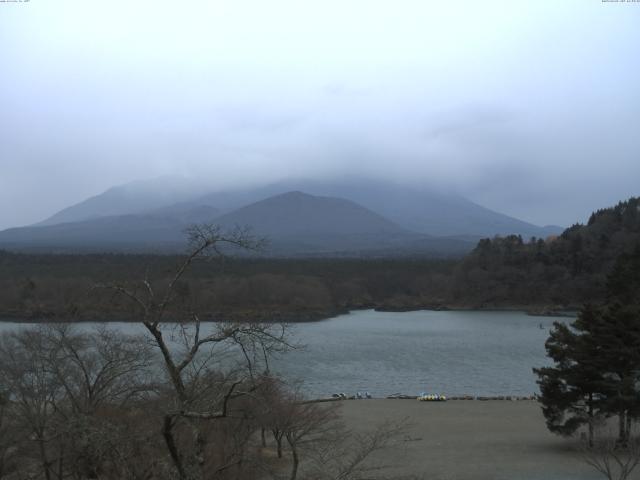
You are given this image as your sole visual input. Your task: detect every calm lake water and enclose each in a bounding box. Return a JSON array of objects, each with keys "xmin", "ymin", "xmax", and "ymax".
[{"xmin": 0, "ymin": 310, "xmax": 568, "ymax": 398}]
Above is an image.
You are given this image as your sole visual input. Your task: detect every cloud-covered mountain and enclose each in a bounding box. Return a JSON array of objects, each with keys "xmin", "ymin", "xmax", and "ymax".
[
  {"xmin": 0, "ymin": 190, "xmax": 474, "ymax": 256},
  {"xmin": 0, "ymin": 204, "xmax": 220, "ymax": 252},
  {"xmin": 31, "ymin": 176, "xmax": 563, "ymax": 240},
  {"xmin": 215, "ymin": 191, "xmax": 401, "ymax": 237},
  {"xmin": 37, "ymin": 176, "xmax": 212, "ymax": 226},
  {"xmin": 0, "ymin": 175, "xmax": 567, "ymax": 255},
  {"xmin": 211, "ymin": 191, "xmax": 461, "ymax": 255},
  {"xmin": 243, "ymin": 178, "xmax": 563, "ymax": 238}
]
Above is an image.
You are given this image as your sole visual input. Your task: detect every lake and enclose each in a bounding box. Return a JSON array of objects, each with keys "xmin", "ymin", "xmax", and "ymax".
[{"xmin": 0, "ymin": 309, "xmax": 568, "ymax": 398}]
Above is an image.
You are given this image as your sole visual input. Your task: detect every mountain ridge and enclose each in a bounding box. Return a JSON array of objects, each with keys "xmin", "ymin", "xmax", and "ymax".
[
  {"xmin": 0, "ymin": 190, "xmax": 475, "ymax": 256},
  {"xmin": 37, "ymin": 176, "xmax": 213, "ymax": 226},
  {"xmin": 29, "ymin": 176, "xmax": 563, "ymax": 239}
]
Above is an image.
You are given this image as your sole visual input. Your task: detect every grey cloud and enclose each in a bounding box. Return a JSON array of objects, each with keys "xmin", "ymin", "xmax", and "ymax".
[
  {"xmin": 425, "ymin": 106, "xmax": 515, "ymax": 140},
  {"xmin": 0, "ymin": 0, "xmax": 639, "ymax": 230}
]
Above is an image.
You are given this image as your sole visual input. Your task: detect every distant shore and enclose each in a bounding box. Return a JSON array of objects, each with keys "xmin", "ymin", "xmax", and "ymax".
[{"xmin": 0, "ymin": 304, "xmax": 578, "ymax": 324}]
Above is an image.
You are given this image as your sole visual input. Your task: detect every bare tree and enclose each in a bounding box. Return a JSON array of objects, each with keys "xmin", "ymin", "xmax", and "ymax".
[
  {"xmin": 42, "ymin": 324, "xmax": 155, "ymax": 414},
  {"xmin": 0, "ymin": 325, "xmax": 157, "ymax": 480},
  {"xmin": 1, "ymin": 224, "xmax": 411, "ymax": 480},
  {"xmin": 283, "ymin": 397, "xmax": 340, "ymax": 480},
  {"xmin": 0, "ymin": 329, "xmax": 62, "ymax": 480},
  {"xmin": 96, "ymin": 224, "xmax": 292, "ymax": 480},
  {"xmin": 0, "ymin": 386, "xmax": 13, "ymax": 479},
  {"xmin": 581, "ymin": 425, "xmax": 640, "ymax": 480},
  {"xmin": 252, "ymin": 379, "xmax": 408, "ymax": 480},
  {"xmin": 304, "ymin": 419, "xmax": 409, "ymax": 480},
  {"xmin": 46, "ymin": 324, "xmax": 156, "ymax": 479}
]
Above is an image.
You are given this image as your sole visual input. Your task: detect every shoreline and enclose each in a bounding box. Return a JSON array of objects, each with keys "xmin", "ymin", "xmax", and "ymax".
[
  {"xmin": 306, "ymin": 395, "xmax": 538, "ymax": 404},
  {"xmin": 0, "ymin": 304, "xmax": 578, "ymax": 324}
]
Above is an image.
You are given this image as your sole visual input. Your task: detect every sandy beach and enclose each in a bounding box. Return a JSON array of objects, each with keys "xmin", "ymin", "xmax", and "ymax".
[{"xmin": 338, "ymin": 399, "xmax": 602, "ymax": 480}]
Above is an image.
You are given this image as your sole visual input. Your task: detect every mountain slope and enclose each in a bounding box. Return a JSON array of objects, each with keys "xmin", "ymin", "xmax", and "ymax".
[
  {"xmin": 0, "ymin": 215, "xmax": 187, "ymax": 251},
  {"xmin": 173, "ymin": 178, "xmax": 562, "ymax": 238},
  {"xmin": 38, "ymin": 176, "xmax": 211, "ymax": 226},
  {"xmin": 213, "ymin": 191, "xmax": 475, "ymax": 255},
  {"xmin": 34, "ymin": 176, "xmax": 562, "ymax": 239},
  {"xmin": 214, "ymin": 191, "xmax": 403, "ymax": 237},
  {"xmin": 0, "ymin": 204, "xmax": 222, "ymax": 252},
  {"xmin": 0, "ymin": 191, "xmax": 474, "ymax": 256},
  {"xmin": 245, "ymin": 179, "xmax": 563, "ymax": 238}
]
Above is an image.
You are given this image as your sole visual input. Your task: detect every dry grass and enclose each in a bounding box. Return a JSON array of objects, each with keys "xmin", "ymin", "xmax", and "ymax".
[{"xmin": 337, "ymin": 399, "xmax": 602, "ymax": 480}]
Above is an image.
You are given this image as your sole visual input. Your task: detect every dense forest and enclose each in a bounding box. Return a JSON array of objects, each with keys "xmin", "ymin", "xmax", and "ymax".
[
  {"xmin": 0, "ymin": 253, "xmax": 456, "ymax": 322},
  {"xmin": 1, "ymin": 197, "xmax": 638, "ymax": 322},
  {"xmin": 454, "ymin": 197, "xmax": 640, "ymax": 308}
]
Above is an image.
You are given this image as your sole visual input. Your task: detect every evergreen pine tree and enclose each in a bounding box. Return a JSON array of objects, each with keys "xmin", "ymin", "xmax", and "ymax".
[
  {"xmin": 534, "ymin": 305, "xmax": 604, "ymax": 445},
  {"xmin": 535, "ymin": 247, "xmax": 640, "ymax": 445}
]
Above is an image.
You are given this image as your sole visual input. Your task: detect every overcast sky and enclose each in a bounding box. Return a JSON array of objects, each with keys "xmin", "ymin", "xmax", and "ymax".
[{"xmin": 1, "ymin": 0, "xmax": 639, "ymax": 230}]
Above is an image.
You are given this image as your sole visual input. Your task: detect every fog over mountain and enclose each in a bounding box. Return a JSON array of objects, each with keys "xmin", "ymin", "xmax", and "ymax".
[
  {"xmin": 0, "ymin": 176, "xmax": 563, "ymax": 256},
  {"xmin": 1, "ymin": 1, "xmax": 639, "ymax": 231},
  {"xmin": 36, "ymin": 175, "xmax": 562, "ymax": 237},
  {"xmin": 37, "ymin": 176, "xmax": 214, "ymax": 226},
  {"xmin": 0, "ymin": 186, "xmax": 470, "ymax": 256}
]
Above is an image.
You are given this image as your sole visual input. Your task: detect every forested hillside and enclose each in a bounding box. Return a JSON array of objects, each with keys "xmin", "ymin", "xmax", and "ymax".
[{"xmin": 452, "ymin": 197, "xmax": 640, "ymax": 307}]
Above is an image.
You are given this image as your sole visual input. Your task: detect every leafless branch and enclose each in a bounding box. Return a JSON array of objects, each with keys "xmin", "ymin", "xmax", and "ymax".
[{"xmin": 581, "ymin": 426, "xmax": 640, "ymax": 480}]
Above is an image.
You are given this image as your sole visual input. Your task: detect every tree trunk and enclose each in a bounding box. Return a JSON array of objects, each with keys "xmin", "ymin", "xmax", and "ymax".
[
  {"xmin": 287, "ymin": 436, "xmax": 299, "ymax": 480},
  {"xmin": 261, "ymin": 427, "xmax": 267, "ymax": 448},
  {"xmin": 588, "ymin": 394, "xmax": 594, "ymax": 447},
  {"xmin": 37, "ymin": 437, "xmax": 51, "ymax": 480},
  {"xmin": 272, "ymin": 430, "xmax": 283, "ymax": 458},
  {"xmin": 194, "ymin": 426, "xmax": 206, "ymax": 466},
  {"xmin": 163, "ymin": 415, "xmax": 187, "ymax": 480},
  {"xmin": 56, "ymin": 443, "xmax": 64, "ymax": 480},
  {"xmin": 146, "ymin": 325, "xmax": 187, "ymax": 402},
  {"xmin": 618, "ymin": 410, "xmax": 629, "ymax": 446}
]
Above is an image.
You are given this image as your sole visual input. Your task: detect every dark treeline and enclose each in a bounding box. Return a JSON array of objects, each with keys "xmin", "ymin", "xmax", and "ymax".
[
  {"xmin": 0, "ymin": 254, "xmax": 456, "ymax": 322},
  {"xmin": 455, "ymin": 197, "xmax": 640, "ymax": 308},
  {"xmin": 1, "ymin": 197, "xmax": 639, "ymax": 322}
]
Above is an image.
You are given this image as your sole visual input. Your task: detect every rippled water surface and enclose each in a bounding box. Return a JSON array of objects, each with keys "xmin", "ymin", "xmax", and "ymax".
[
  {"xmin": 0, "ymin": 310, "xmax": 569, "ymax": 398},
  {"xmin": 272, "ymin": 310, "xmax": 568, "ymax": 398}
]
